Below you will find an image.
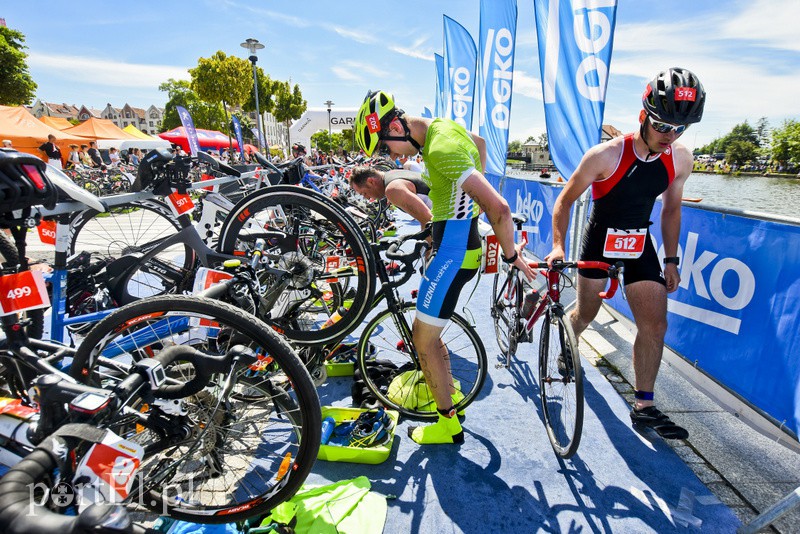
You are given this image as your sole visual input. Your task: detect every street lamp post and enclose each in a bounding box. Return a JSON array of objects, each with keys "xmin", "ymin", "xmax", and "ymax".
[
  {"xmin": 324, "ymin": 100, "xmax": 334, "ymax": 153},
  {"xmin": 241, "ymin": 38, "xmax": 266, "ymax": 153}
]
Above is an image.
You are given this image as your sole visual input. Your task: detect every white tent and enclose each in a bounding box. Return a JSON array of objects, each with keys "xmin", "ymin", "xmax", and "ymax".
[{"xmin": 290, "ymin": 107, "xmax": 357, "ymax": 151}]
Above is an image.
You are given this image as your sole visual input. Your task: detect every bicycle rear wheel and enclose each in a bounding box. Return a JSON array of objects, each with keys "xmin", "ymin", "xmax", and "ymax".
[
  {"xmin": 356, "ymin": 303, "xmax": 487, "ymax": 420},
  {"xmin": 491, "ymin": 266, "xmax": 522, "ymax": 364},
  {"xmin": 69, "ymin": 199, "xmax": 194, "ymax": 301},
  {"xmin": 218, "ymin": 185, "xmax": 376, "ymax": 346},
  {"xmin": 69, "ymin": 295, "xmax": 321, "ymax": 523},
  {"xmin": 538, "ymin": 305, "xmax": 583, "ymax": 458}
]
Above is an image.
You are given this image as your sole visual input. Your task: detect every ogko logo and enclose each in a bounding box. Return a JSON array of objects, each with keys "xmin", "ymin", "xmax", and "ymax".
[
  {"xmin": 542, "ymin": 0, "xmax": 616, "ymax": 104},
  {"xmin": 483, "ymin": 27, "xmax": 514, "ymax": 129},
  {"xmin": 515, "ymin": 189, "xmax": 544, "ymax": 234},
  {"xmin": 657, "ymin": 231, "xmax": 755, "ymax": 335},
  {"xmin": 449, "ymin": 66, "xmax": 473, "ymax": 128}
]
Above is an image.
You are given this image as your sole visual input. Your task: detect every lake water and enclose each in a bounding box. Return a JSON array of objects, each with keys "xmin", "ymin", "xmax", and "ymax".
[
  {"xmin": 682, "ymin": 173, "xmax": 800, "ymax": 221},
  {"xmin": 509, "ymin": 170, "xmax": 800, "ymax": 221}
]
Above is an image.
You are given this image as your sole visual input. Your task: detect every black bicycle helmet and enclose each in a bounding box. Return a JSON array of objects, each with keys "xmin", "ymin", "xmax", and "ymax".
[
  {"xmin": 0, "ymin": 149, "xmax": 58, "ymax": 225},
  {"xmin": 642, "ymin": 67, "xmax": 705, "ymax": 125},
  {"xmin": 291, "ymin": 143, "xmax": 306, "ymax": 155}
]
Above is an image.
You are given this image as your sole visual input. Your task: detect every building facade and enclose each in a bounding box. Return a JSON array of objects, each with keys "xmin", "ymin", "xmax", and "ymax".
[{"xmin": 30, "ymin": 100, "xmax": 79, "ymax": 119}]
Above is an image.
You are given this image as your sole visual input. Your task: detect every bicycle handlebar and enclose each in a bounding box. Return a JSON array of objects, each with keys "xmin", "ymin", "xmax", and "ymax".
[
  {"xmin": 196, "ymin": 151, "xmax": 241, "ymax": 178},
  {"xmin": 528, "ymin": 260, "xmax": 624, "ymax": 300},
  {"xmin": 381, "ymin": 225, "xmax": 432, "ymax": 287},
  {"xmin": 0, "ymin": 425, "xmax": 154, "ymax": 534}
]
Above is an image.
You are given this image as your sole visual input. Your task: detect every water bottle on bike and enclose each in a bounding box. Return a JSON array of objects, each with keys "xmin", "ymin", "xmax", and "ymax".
[{"xmin": 521, "ymin": 273, "xmax": 547, "ymax": 319}]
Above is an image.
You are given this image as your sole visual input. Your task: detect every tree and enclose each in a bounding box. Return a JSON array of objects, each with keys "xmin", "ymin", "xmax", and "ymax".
[
  {"xmin": 770, "ymin": 119, "xmax": 800, "ymax": 167},
  {"xmin": 272, "ymin": 81, "xmax": 307, "ymax": 145},
  {"xmin": 158, "ymin": 79, "xmax": 225, "ymax": 131},
  {"xmin": 700, "ymin": 121, "xmax": 759, "ymax": 162},
  {"xmin": 230, "ymin": 110, "xmax": 254, "ymax": 143},
  {"xmin": 507, "ymin": 140, "xmax": 522, "ymax": 153},
  {"xmin": 726, "ymin": 139, "xmax": 758, "ymax": 166},
  {"xmin": 243, "ymin": 65, "xmax": 276, "ymax": 115},
  {"xmin": 0, "ymin": 26, "xmax": 37, "ymax": 106},
  {"xmin": 190, "ymin": 51, "xmax": 252, "ymax": 149},
  {"xmin": 756, "ymin": 117, "xmax": 770, "ymax": 150},
  {"xmin": 536, "ymin": 132, "xmax": 549, "ymax": 152},
  {"xmin": 311, "ymin": 130, "xmax": 349, "ymax": 154},
  {"xmin": 727, "ymin": 121, "xmax": 759, "ymax": 147}
]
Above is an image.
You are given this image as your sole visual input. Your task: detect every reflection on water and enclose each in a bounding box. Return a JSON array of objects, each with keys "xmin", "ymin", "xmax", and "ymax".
[{"xmin": 683, "ymin": 173, "xmax": 800, "ymax": 220}]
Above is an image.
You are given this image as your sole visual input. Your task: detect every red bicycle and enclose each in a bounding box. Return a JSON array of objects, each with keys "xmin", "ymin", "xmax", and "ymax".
[{"xmin": 490, "ymin": 237, "xmax": 623, "ymax": 458}]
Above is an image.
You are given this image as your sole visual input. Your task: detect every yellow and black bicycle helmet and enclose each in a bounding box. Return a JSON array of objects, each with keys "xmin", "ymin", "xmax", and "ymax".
[{"xmin": 355, "ymin": 90, "xmax": 399, "ymax": 156}]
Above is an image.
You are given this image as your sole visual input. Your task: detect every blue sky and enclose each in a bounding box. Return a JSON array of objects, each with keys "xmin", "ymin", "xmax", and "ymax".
[{"xmin": 3, "ymin": 0, "xmax": 798, "ymax": 150}]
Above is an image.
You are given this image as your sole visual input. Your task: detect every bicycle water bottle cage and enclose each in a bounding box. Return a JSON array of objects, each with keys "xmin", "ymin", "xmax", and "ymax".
[{"xmin": 0, "ymin": 149, "xmax": 58, "ymax": 227}]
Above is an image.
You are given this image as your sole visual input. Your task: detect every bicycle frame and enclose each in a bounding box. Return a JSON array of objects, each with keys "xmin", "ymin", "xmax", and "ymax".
[{"xmin": 44, "ymin": 174, "xmax": 269, "ymax": 343}]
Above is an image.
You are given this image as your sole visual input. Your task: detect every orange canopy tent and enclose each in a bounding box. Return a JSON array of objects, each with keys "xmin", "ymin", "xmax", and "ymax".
[
  {"xmin": 63, "ymin": 117, "xmax": 139, "ymax": 140},
  {"xmin": 0, "ymin": 105, "xmax": 89, "ymax": 163},
  {"xmin": 39, "ymin": 116, "xmax": 74, "ymax": 131}
]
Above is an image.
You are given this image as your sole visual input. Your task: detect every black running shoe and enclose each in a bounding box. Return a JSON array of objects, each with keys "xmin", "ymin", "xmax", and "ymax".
[{"xmin": 630, "ymin": 406, "xmax": 689, "ymax": 440}]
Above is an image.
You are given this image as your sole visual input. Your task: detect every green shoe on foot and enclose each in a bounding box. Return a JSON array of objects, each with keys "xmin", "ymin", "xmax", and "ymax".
[
  {"xmin": 408, "ymin": 413, "xmax": 464, "ymax": 445},
  {"xmin": 451, "ymin": 391, "xmax": 465, "ymax": 417}
]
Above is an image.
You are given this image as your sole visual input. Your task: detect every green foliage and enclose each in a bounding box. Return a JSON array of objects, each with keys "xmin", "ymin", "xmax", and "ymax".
[
  {"xmin": 699, "ymin": 121, "xmax": 759, "ymax": 163},
  {"xmin": 725, "ymin": 139, "xmax": 758, "ymax": 166},
  {"xmin": 507, "ymin": 139, "xmax": 522, "ymax": 153},
  {"xmin": 771, "ymin": 119, "xmax": 800, "ymax": 166},
  {"xmin": 272, "ymin": 81, "xmax": 307, "ymax": 143},
  {"xmin": 242, "ymin": 65, "xmax": 276, "ymax": 115},
  {"xmin": 158, "ymin": 79, "xmax": 225, "ymax": 131},
  {"xmin": 0, "ymin": 26, "xmax": 37, "ymax": 106},
  {"xmin": 311, "ymin": 130, "xmax": 348, "ymax": 153},
  {"xmin": 230, "ymin": 110, "xmax": 254, "ymax": 140},
  {"xmin": 189, "ymin": 51, "xmax": 252, "ymax": 109}
]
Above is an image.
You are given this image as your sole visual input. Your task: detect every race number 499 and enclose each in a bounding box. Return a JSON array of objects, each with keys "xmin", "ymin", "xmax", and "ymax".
[{"xmin": 0, "ymin": 271, "xmax": 50, "ymax": 316}]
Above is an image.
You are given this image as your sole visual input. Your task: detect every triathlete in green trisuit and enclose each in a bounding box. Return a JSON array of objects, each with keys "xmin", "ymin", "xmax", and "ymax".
[{"xmin": 355, "ymin": 90, "xmax": 535, "ymax": 445}]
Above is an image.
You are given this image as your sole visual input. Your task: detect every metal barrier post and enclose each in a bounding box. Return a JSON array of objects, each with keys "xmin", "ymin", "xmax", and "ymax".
[
  {"xmin": 569, "ymin": 190, "xmax": 591, "ymax": 260},
  {"xmin": 738, "ymin": 486, "xmax": 800, "ymax": 534}
]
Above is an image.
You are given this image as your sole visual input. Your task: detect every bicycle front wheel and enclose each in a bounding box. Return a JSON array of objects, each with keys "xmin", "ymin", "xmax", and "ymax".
[
  {"xmin": 69, "ymin": 295, "xmax": 321, "ymax": 523},
  {"xmin": 218, "ymin": 185, "xmax": 376, "ymax": 346},
  {"xmin": 491, "ymin": 266, "xmax": 521, "ymax": 364},
  {"xmin": 356, "ymin": 303, "xmax": 487, "ymax": 420},
  {"xmin": 538, "ymin": 305, "xmax": 583, "ymax": 458}
]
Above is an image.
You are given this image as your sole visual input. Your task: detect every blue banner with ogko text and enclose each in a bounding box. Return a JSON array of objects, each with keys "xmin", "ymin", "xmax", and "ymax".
[
  {"xmin": 607, "ymin": 202, "xmax": 800, "ymax": 437},
  {"xmin": 534, "ymin": 0, "xmax": 618, "ymax": 180}
]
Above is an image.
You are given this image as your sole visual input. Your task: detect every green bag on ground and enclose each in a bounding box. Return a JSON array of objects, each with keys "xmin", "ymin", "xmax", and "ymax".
[
  {"xmin": 387, "ymin": 371, "xmax": 462, "ymax": 411},
  {"xmin": 259, "ymin": 476, "xmax": 386, "ymax": 534}
]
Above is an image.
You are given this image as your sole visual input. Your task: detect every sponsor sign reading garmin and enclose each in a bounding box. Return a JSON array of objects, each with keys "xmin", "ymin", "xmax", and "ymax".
[
  {"xmin": 434, "ymin": 53, "xmax": 445, "ymax": 119},
  {"xmin": 443, "ymin": 15, "xmax": 477, "ymax": 131},
  {"xmin": 607, "ymin": 201, "xmax": 800, "ymax": 437},
  {"xmin": 534, "ymin": 0, "xmax": 618, "ymax": 180},
  {"xmin": 477, "ymin": 0, "xmax": 518, "ymax": 178}
]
